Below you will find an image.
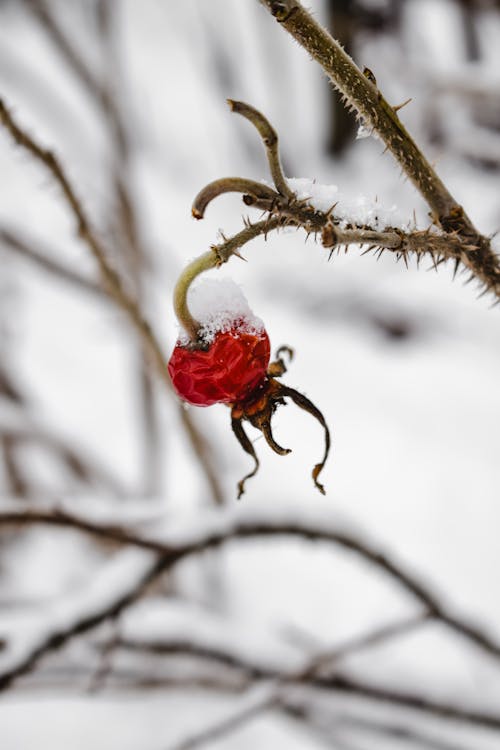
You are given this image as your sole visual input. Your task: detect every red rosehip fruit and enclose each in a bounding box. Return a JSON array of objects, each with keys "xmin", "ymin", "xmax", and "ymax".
[{"xmin": 168, "ymin": 324, "xmax": 271, "ymax": 407}]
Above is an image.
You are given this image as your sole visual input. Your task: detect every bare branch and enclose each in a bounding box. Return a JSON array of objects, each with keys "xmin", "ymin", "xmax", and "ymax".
[
  {"xmin": 0, "ymin": 227, "xmax": 103, "ymax": 297},
  {"xmin": 168, "ymin": 685, "xmax": 275, "ymax": 750},
  {"xmin": 1, "ymin": 505, "xmax": 500, "ymax": 672},
  {"xmin": 0, "ymin": 549, "xmax": 169, "ymax": 692}
]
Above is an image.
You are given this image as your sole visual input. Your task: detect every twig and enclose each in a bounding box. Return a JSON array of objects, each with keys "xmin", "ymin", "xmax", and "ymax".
[
  {"xmin": 282, "ymin": 701, "xmax": 480, "ymax": 750},
  {"xmin": 1, "ymin": 506, "xmax": 500, "ymax": 673},
  {"xmin": 257, "ymin": 1, "xmax": 460, "ymax": 228},
  {"xmin": 315, "ymin": 671, "xmax": 500, "ymax": 730},
  {"xmin": 0, "ymin": 97, "xmax": 224, "ymax": 505},
  {"xmin": 1, "ymin": 436, "xmax": 30, "ymax": 497},
  {"xmin": 23, "ymin": 0, "xmax": 127, "ymax": 155},
  {"xmin": 28, "ymin": 0, "xmax": 164, "ymax": 498},
  {"xmin": 1, "ymin": 421, "xmax": 129, "ymax": 498},
  {"xmin": 258, "ymin": 1, "xmax": 500, "ymax": 296},
  {"xmin": 193, "ymin": 101, "xmax": 498, "ymax": 295},
  {"xmin": 118, "ymin": 613, "xmax": 430, "ymax": 750},
  {"xmin": 215, "ymin": 216, "xmax": 283, "ymax": 263},
  {"xmin": 297, "ymin": 612, "xmax": 430, "ymax": 679},
  {"xmin": 192, "ymin": 178, "xmax": 277, "ymax": 220},
  {"xmin": 227, "ymin": 99, "xmax": 294, "ymax": 198},
  {"xmin": 0, "ymin": 549, "xmax": 170, "ymax": 692},
  {"xmin": 0, "ymin": 227, "xmax": 103, "ymax": 297},
  {"xmin": 168, "ymin": 685, "xmax": 276, "ymax": 750},
  {"xmin": 163, "ymin": 608, "xmax": 500, "ymax": 748}
]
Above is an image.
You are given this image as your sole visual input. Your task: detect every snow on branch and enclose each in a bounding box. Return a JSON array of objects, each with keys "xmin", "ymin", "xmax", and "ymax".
[
  {"xmin": 1, "ymin": 499, "xmax": 500, "ymax": 691},
  {"xmin": 0, "ymin": 546, "xmax": 161, "ymax": 691},
  {"xmin": 189, "ymin": 97, "xmax": 500, "ymax": 301},
  {"xmin": 258, "ymin": 0, "xmax": 500, "ymax": 298}
]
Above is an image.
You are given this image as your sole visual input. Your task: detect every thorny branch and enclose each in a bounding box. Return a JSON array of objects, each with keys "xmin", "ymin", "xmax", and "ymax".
[
  {"xmin": 190, "ymin": 98, "xmax": 500, "ymax": 302},
  {"xmin": 257, "ymin": 0, "xmax": 500, "ymax": 297},
  {"xmin": 0, "ymin": 97, "xmax": 223, "ymax": 505}
]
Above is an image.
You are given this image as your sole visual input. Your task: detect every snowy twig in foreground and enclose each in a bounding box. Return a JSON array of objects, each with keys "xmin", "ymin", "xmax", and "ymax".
[
  {"xmin": 2, "ymin": 504, "xmax": 500, "ymax": 682},
  {"xmin": 0, "ymin": 97, "xmax": 223, "ymax": 505}
]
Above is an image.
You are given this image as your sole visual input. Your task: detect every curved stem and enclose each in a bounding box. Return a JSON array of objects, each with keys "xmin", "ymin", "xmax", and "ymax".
[
  {"xmin": 192, "ymin": 178, "xmax": 278, "ymax": 220},
  {"xmin": 173, "ymin": 250, "xmax": 218, "ymax": 342},
  {"xmin": 228, "ymin": 99, "xmax": 294, "ymax": 199}
]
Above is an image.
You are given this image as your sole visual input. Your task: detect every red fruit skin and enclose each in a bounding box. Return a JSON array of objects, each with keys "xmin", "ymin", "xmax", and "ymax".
[{"xmin": 168, "ymin": 327, "xmax": 271, "ymax": 407}]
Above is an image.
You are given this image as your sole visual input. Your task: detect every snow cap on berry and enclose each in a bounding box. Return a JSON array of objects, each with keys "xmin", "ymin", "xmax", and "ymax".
[{"xmin": 178, "ymin": 278, "xmax": 265, "ymax": 345}]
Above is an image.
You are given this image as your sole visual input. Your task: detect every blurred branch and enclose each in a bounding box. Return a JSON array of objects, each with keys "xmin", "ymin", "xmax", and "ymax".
[
  {"xmin": 0, "ymin": 227, "xmax": 103, "ymax": 297},
  {"xmin": 114, "ymin": 612, "xmax": 425, "ymax": 669},
  {"xmin": 1, "ymin": 505, "xmax": 500, "ymax": 670},
  {"xmin": 1, "ymin": 435, "xmax": 30, "ymax": 498},
  {"xmin": 283, "ymin": 700, "xmax": 486, "ymax": 750},
  {"xmin": 0, "ymin": 548, "xmax": 169, "ymax": 692},
  {"xmin": 165, "ymin": 606, "xmax": 500, "ymax": 749},
  {"xmin": 0, "ymin": 97, "xmax": 224, "ymax": 505},
  {"xmin": 168, "ymin": 685, "xmax": 275, "ymax": 750},
  {"xmin": 0, "ymin": 409, "xmax": 130, "ymax": 497},
  {"xmin": 23, "ymin": 0, "xmax": 127, "ymax": 155},
  {"xmin": 25, "ymin": 0, "xmax": 166, "ymax": 497}
]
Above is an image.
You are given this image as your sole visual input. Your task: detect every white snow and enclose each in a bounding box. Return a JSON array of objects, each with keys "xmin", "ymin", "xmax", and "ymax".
[
  {"xmin": 179, "ymin": 277, "xmax": 265, "ymax": 344},
  {"xmin": 1, "ymin": 1, "xmax": 500, "ymax": 749},
  {"xmin": 287, "ymin": 177, "xmax": 412, "ymax": 231}
]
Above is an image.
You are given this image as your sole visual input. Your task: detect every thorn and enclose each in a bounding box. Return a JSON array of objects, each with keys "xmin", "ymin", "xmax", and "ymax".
[
  {"xmin": 393, "ymin": 97, "xmax": 412, "ymax": 113},
  {"xmin": 452, "ymin": 258, "xmax": 460, "ymax": 279},
  {"xmin": 325, "ymin": 202, "xmax": 338, "ymax": 218},
  {"xmin": 232, "ymin": 250, "xmax": 247, "ymax": 262}
]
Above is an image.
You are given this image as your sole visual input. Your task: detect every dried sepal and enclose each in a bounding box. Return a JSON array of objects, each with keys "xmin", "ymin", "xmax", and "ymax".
[
  {"xmin": 230, "ymin": 349, "xmax": 331, "ymax": 498},
  {"xmin": 279, "ymin": 384, "xmax": 331, "ymax": 495},
  {"xmin": 231, "ymin": 417, "xmax": 260, "ymax": 499}
]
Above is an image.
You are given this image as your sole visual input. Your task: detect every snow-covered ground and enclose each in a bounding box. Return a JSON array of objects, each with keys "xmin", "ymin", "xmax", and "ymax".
[{"xmin": 1, "ymin": 1, "xmax": 500, "ymax": 748}]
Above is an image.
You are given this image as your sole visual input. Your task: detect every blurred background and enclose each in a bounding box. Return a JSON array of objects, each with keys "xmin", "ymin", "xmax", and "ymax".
[{"xmin": 1, "ymin": 0, "xmax": 500, "ymax": 747}]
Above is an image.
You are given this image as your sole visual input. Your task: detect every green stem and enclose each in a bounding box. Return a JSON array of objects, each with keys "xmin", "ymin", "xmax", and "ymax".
[{"xmin": 173, "ymin": 249, "xmax": 218, "ymax": 343}]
